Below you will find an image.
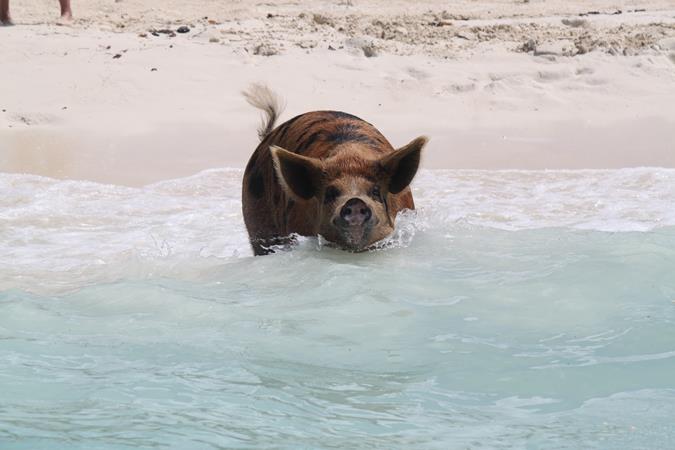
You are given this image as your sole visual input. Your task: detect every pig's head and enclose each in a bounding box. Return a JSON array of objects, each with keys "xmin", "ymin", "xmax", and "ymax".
[{"xmin": 270, "ymin": 136, "xmax": 427, "ymax": 251}]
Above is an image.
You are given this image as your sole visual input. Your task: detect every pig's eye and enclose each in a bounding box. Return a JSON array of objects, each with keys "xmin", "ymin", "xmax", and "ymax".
[
  {"xmin": 324, "ymin": 186, "xmax": 340, "ymax": 204},
  {"xmin": 370, "ymin": 185, "xmax": 383, "ymax": 202}
]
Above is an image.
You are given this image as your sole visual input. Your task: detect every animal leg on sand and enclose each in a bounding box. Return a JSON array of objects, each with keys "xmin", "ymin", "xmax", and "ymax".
[
  {"xmin": 0, "ymin": 0, "xmax": 12, "ymax": 25},
  {"xmin": 0, "ymin": 0, "xmax": 72, "ymax": 25},
  {"xmin": 58, "ymin": 0, "xmax": 72, "ymax": 21}
]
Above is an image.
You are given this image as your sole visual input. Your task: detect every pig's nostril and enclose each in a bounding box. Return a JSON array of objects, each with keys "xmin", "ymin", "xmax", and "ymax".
[{"xmin": 345, "ymin": 208, "xmax": 352, "ymax": 216}]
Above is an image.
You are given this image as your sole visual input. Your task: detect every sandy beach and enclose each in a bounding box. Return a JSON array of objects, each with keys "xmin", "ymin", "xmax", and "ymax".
[{"xmin": 1, "ymin": 0, "xmax": 675, "ymax": 186}]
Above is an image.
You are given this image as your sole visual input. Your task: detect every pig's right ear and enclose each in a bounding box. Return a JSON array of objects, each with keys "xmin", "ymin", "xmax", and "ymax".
[{"xmin": 270, "ymin": 146, "xmax": 325, "ymax": 200}]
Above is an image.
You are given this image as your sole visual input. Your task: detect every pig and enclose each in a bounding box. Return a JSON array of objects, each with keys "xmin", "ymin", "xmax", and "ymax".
[{"xmin": 241, "ymin": 84, "xmax": 427, "ymax": 255}]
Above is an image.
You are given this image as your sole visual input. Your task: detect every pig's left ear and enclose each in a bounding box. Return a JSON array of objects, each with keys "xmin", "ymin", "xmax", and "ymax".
[
  {"xmin": 270, "ymin": 145, "xmax": 325, "ymax": 200},
  {"xmin": 380, "ymin": 136, "xmax": 428, "ymax": 194}
]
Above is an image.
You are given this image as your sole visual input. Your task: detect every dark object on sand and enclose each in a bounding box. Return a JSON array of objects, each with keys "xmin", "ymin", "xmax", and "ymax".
[{"xmin": 151, "ymin": 29, "xmax": 176, "ymax": 37}]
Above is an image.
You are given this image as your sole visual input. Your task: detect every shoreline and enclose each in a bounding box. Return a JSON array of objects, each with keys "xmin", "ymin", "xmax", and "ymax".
[{"xmin": 3, "ymin": 116, "xmax": 674, "ymax": 187}]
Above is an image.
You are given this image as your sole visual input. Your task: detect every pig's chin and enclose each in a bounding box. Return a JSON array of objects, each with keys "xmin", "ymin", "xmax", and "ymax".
[
  {"xmin": 324, "ymin": 226, "xmax": 373, "ymax": 252},
  {"xmin": 326, "ymin": 225, "xmax": 395, "ymax": 252},
  {"xmin": 337, "ymin": 228, "xmax": 371, "ymax": 252}
]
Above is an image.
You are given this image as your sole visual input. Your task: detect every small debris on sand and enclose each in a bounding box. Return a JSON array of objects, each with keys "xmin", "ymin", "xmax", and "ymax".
[
  {"xmin": 441, "ymin": 11, "xmax": 469, "ymax": 20},
  {"xmin": 520, "ymin": 39, "xmax": 537, "ymax": 53},
  {"xmin": 253, "ymin": 43, "xmax": 278, "ymax": 56},
  {"xmin": 429, "ymin": 19, "xmax": 453, "ymax": 27},
  {"xmin": 362, "ymin": 43, "xmax": 378, "ymax": 57},
  {"xmin": 150, "ymin": 28, "xmax": 176, "ymax": 37},
  {"xmin": 312, "ymin": 14, "xmax": 333, "ymax": 26},
  {"xmin": 176, "ymin": 26, "xmax": 190, "ymax": 33},
  {"xmin": 534, "ymin": 40, "xmax": 576, "ymax": 57}
]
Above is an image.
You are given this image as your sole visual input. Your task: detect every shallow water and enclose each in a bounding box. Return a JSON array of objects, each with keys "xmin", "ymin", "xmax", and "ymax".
[{"xmin": 1, "ymin": 168, "xmax": 675, "ymax": 449}]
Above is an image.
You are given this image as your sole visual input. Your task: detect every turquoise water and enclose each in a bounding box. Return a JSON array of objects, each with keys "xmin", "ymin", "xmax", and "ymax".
[{"xmin": 1, "ymin": 169, "xmax": 675, "ymax": 449}]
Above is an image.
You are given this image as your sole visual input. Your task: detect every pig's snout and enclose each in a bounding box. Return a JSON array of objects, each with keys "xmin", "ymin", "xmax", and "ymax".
[{"xmin": 338, "ymin": 198, "xmax": 372, "ymax": 227}]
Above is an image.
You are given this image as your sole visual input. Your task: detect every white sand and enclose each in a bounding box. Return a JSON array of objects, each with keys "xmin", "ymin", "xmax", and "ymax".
[{"xmin": 1, "ymin": 0, "xmax": 675, "ymax": 186}]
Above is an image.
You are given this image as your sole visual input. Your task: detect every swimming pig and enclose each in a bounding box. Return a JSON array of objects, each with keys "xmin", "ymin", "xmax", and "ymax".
[{"xmin": 241, "ymin": 84, "xmax": 428, "ymax": 255}]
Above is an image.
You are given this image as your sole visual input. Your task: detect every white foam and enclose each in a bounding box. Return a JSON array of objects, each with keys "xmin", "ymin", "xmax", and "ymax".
[
  {"xmin": 2, "ymin": 168, "xmax": 675, "ymax": 292},
  {"xmin": 414, "ymin": 168, "xmax": 675, "ymax": 232}
]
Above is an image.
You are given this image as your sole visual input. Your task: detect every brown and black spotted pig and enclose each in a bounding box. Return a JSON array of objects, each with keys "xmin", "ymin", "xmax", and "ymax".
[{"xmin": 241, "ymin": 84, "xmax": 428, "ymax": 256}]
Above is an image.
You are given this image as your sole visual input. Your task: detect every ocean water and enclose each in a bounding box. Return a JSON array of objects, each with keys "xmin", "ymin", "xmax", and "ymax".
[{"xmin": 1, "ymin": 168, "xmax": 675, "ymax": 449}]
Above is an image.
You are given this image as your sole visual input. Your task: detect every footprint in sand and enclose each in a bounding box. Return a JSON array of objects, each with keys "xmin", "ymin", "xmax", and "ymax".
[
  {"xmin": 536, "ymin": 69, "xmax": 573, "ymax": 82},
  {"xmin": 575, "ymin": 67, "xmax": 595, "ymax": 75},
  {"xmin": 573, "ymin": 66, "xmax": 607, "ymax": 85},
  {"xmin": 406, "ymin": 67, "xmax": 430, "ymax": 80},
  {"xmin": 8, "ymin": 112, "xmax": 61, "ymax": 127},
  {"xmin": 443, "ymin": 82, "xmax": 476, "ymax": 94},
  {"xmin": 583, "ymin": 77, "xmax": 609, "ymax": 86}
]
